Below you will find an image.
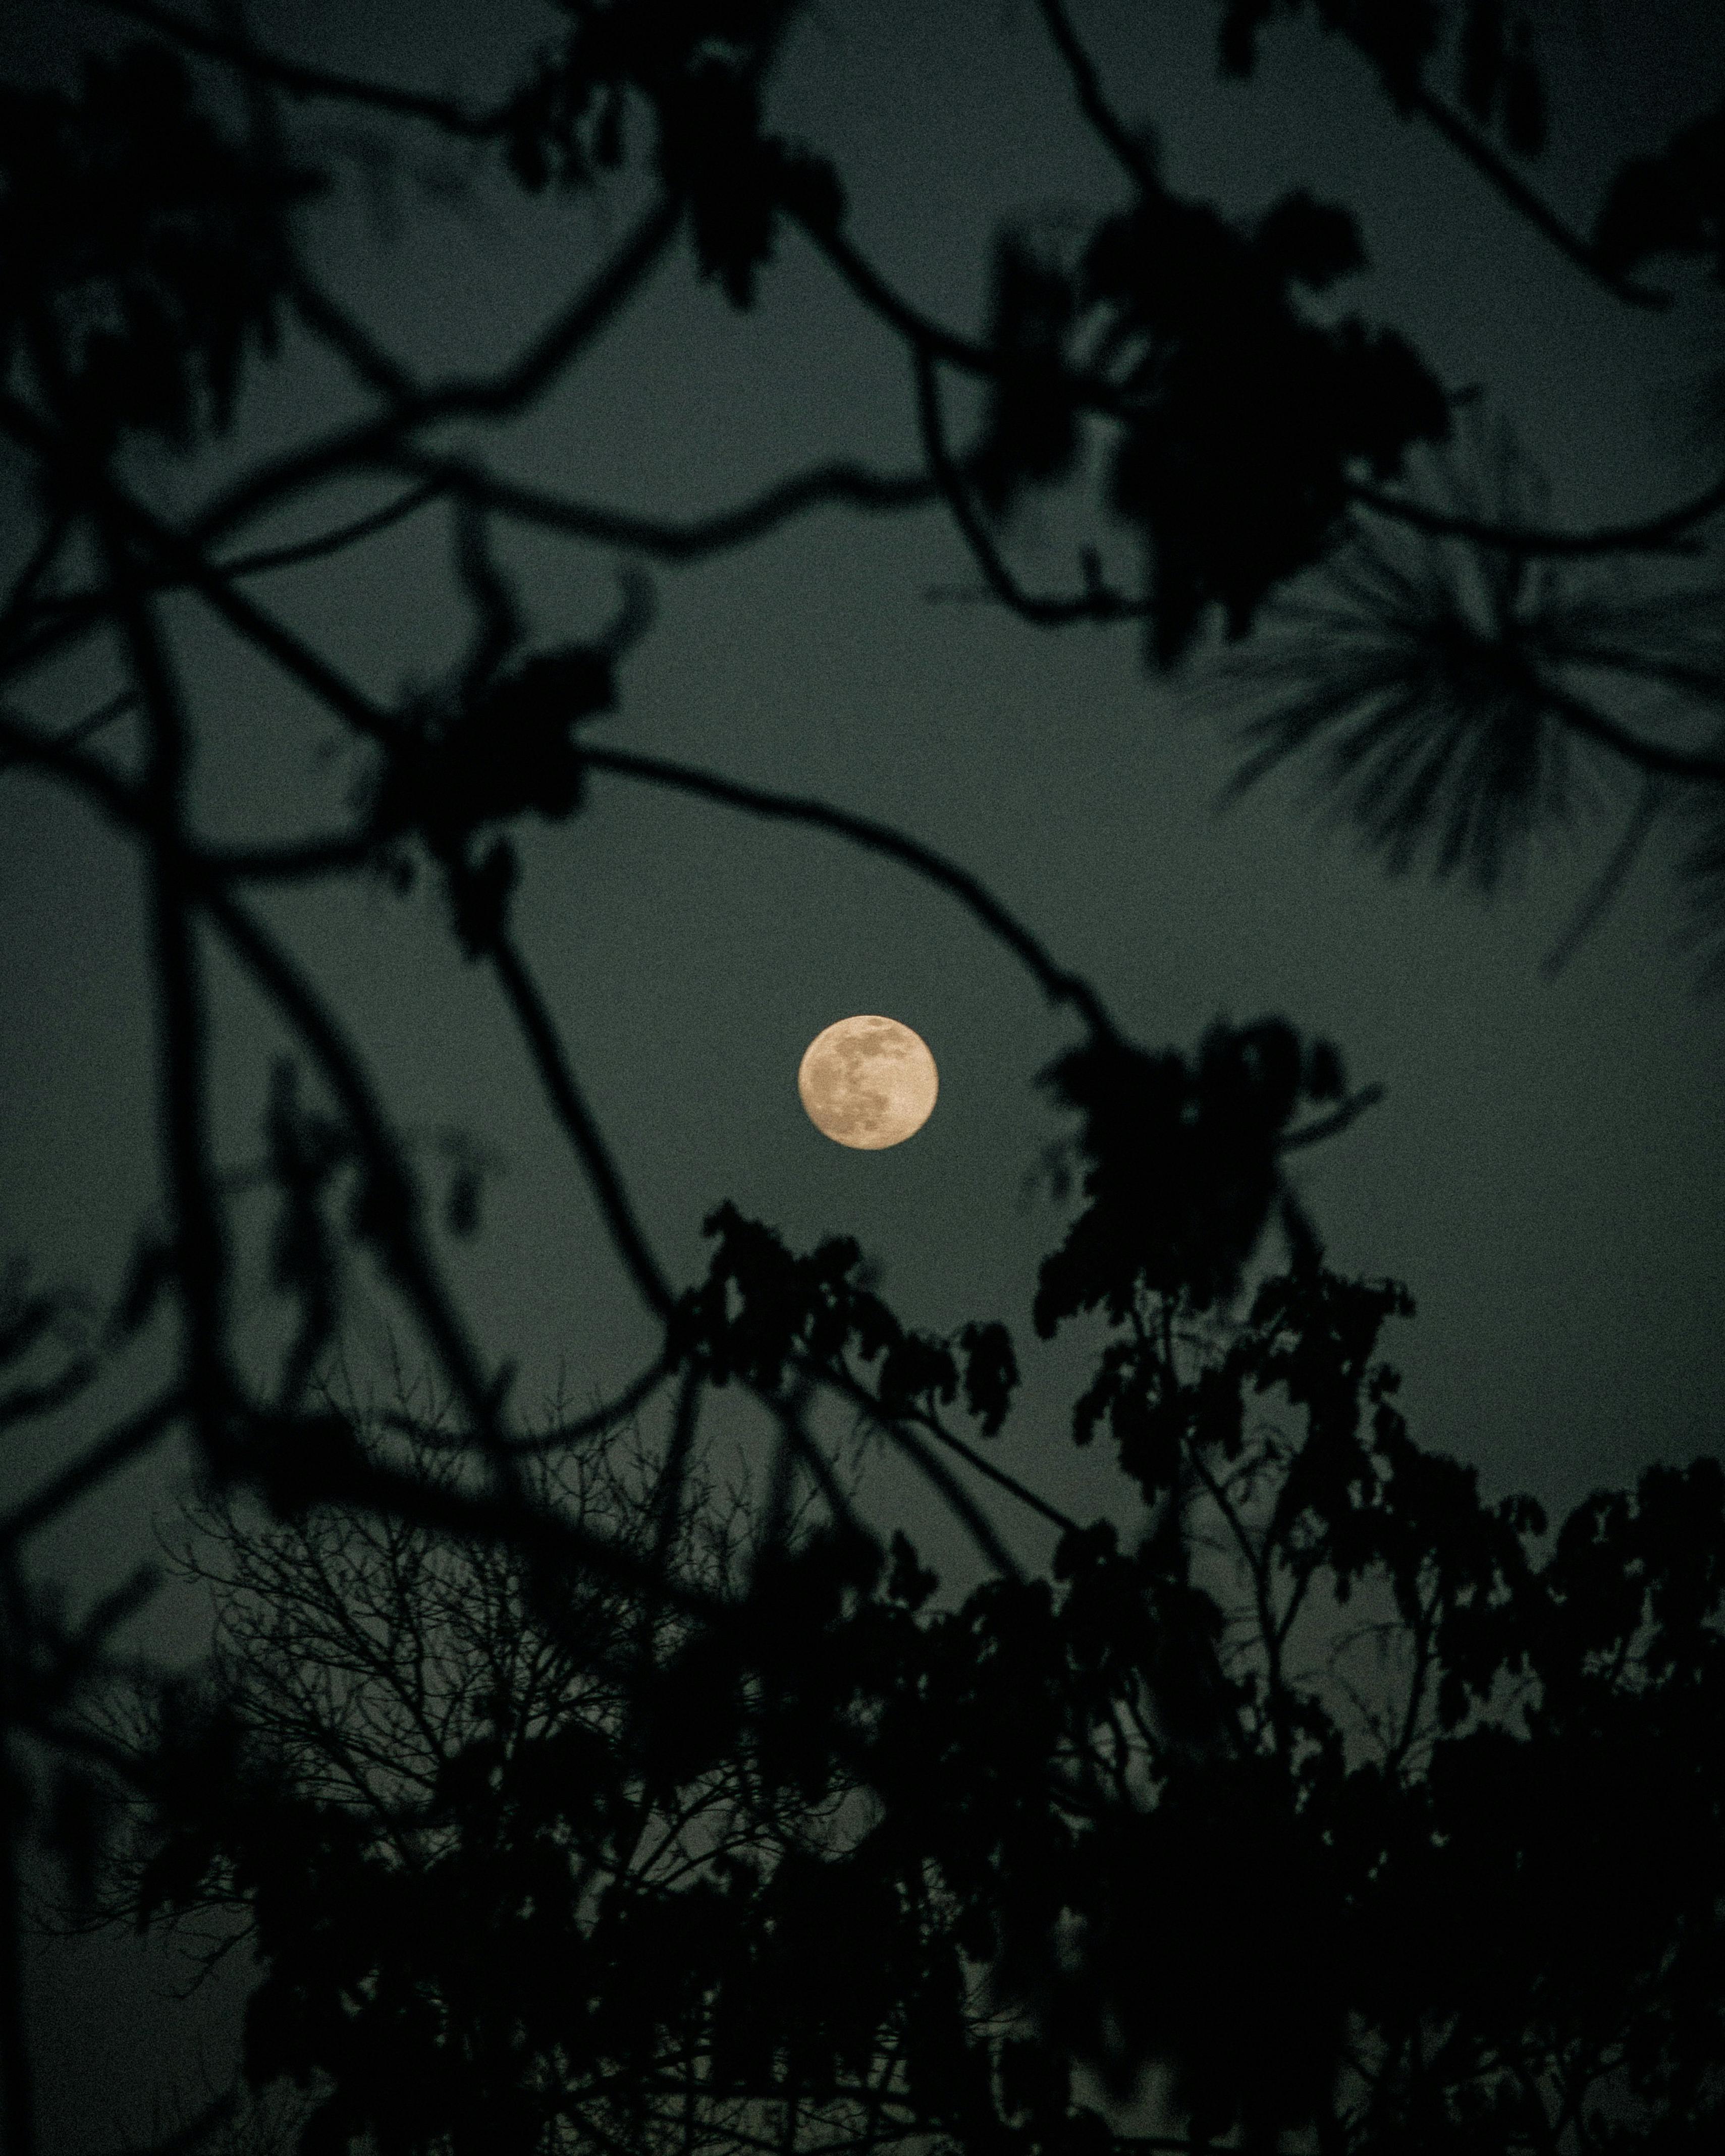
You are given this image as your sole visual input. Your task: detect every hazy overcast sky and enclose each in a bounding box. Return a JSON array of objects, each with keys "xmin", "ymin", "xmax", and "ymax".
[{"xmin": 3, "ymin": 2, "xmax": 1723, "ymax": 2145}]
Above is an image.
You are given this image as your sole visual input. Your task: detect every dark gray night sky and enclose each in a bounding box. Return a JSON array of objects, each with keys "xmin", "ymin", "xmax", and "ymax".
[{"xmin": 2, "ymin": 1, "xmax": 1723, "ymax": 2145}]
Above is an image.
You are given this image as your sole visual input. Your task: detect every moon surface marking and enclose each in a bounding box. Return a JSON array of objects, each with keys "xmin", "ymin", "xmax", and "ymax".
[{"xmin": 797, "ymin": 1016, "xmax": 939, "ymax": 1149}]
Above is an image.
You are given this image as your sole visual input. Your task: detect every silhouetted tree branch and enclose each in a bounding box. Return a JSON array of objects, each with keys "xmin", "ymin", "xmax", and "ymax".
[
  {"xmin": 581, "ymin": 746, "xmax": 1123, "ymax": 1042},
  {"xmin": 1406, "ymin": 82, "xmax": 1672, "ymax": 309}
]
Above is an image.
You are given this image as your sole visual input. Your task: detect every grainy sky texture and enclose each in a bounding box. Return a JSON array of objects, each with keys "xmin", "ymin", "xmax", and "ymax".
[{"xmin": 2, "ymin": 1, "xmax": 1723, "ymax": 2145}]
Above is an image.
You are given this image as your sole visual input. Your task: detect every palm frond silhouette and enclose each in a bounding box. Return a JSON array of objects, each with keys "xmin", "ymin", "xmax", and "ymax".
[
  {"xmin": 1214, "ymin": 422, "xmax": 1591, "ymax": 890},
  {"xmin": 1213, "ymin": 416, "xmax": 1725, "ymax": 937}
]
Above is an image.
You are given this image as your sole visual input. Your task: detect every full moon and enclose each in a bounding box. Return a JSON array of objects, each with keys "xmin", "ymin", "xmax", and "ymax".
[{"xmin": 797, "ymin": 1015, "xmax": 939, "ymax": 1149}]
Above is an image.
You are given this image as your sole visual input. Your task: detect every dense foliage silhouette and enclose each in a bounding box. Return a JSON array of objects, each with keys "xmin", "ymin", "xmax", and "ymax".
[
  {"xmin": 1, "ymin": 3, "xmax": 1722, "ymax": 2150},
  {"xmin": 106, "ymin": 1244, "xmax": 1725, "ymax": 2156}
]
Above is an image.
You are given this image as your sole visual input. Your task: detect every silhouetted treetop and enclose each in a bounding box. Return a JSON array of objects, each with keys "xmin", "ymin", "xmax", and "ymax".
[{"xmin": 101, "ymin": 1251, "xmax": 1725, "ymax": 2155}]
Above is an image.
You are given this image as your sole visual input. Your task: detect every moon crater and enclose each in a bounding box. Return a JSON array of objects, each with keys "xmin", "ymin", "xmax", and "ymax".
[{"xmin": 797, "ymin": 1016, "xmax": 939, "ymax": 1150}]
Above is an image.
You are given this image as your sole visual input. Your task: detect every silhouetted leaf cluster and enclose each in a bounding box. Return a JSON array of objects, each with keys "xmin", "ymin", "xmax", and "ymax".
[
  {"xmin": 1034, "ymin": 1019, "xmax": 1349, "ymax": 1332},
  {"xmin": 111, "ymin": 1247, "xmax": 1725, "ymax": 2155},
  {"xmin": 1595, "ymin": 99, "xmax": 1725, "ymax": 286},
  {"xmin": 117, "ymin": 1451, "xmax": 968, "ymax": 2156},
  {"xmin": 1218, "ymin": 0, "xmax": 1546, "ymax": 148},
  {"xmin": 0, "ymin": 43, "xmax": 314, "ymax": 446},
  {"xmin": 501, "ymin": 0, "xmax": 842, "ymax": 305},
  {"xmin": 678, "ymin": 1202, "xmax": 1019, "ymax": 1437},
  {"xmin": 370, "ymin": 643, "xmax": 616, "ymax": 954},
  {"xmin": 1096, "ymin": 186, "xmax": 1448, "ymax": 661},
  {"xmin": 1217, "ymin": 0, "xmax": 1437, "ymax": 101},
  {"xmin": 975, "ymin": 170, "xmax": 1449, "ymax": 660},
  {"xmin": 1336, "ymin": 1455, "xmax": 1725, "ymax": 2149},
  {"xmin": 972, "ymin": 236, "xmax": 1083, "ymax": 518},
  {"xmin": 1456, "ymin": 0, "xmax": 1547, "ymax": 153},
  {"xmin": 374, "ymin": 646, "xmax": 614, "ymax": 856}
]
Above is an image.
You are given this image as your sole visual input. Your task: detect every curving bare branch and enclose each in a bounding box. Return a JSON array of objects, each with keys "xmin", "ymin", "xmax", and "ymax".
[
  {"xmin": 487, "ymin": 931, "xmax": 676, "ymax": 1321},
  {"xmin": 1033, "ymin": 0, "xmax": 1157, "ymax": 194},
  {"xmin": 913, "ymin": 348, "xmax": 1143, "ymax": 628},
  {"xmin": 86, "ymin": 0, "xmax": 511, "ymax": 140},
  {"xmin": 581, "ymin": 744, "xmax": 1121, "ymax": 1043},
  {"xmin": 394, "ymin": 451, "xmax": 941, "ymax": 563},
  {"xmin": 183, "ymin": 199, "xmax": 684, "ymax": 551},
  {"xmin": 1350, "ymin": 467, "xmax": 1725, "ymax": 560},
  {"xmin": 1409, "ymin": 84, "xmax": 1670, "ymax": 314}
]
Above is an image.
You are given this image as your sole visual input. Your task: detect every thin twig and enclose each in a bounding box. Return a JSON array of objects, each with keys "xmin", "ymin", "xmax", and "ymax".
[
  {"xmin": 395, "ymin": 452, "xmax": 940, "ymax": 561},
  {"xmin": 123, "ymin": 502, "xmax": 402, "ymax": 745},
  {"xmin": 386, "ymin": 1361, "xmax": 673, "ymax": 1456},
  {"xmin": 1539, "ymin": 683, "xmax": 1725, "ymax": 785},
  {"xmin": 200, "ymin": 886, "xmax": 517, "ymax": 1473},
  {"xmin": 811, "ymin": 1359, "xmax": 1025, "ymax": 1581},
  {"xmin": 102, "ymin": 519, "xmax": 234, "ymax": 1459},
  {"xmin": 872, "ymin": 1387, "xmax": 1080, "ymax": 1539},
  {"xmin": 0, "ymin": 691, "xmax": 139, "ymax": 777},
  {"xmin": 87, "ymin": 0, "xmax": 510, "ymax": 139},
  {"xmin": 0, "ymin": 401, "xmax": 401, "ymax": 744},
  {"xmin": 0, "ymin": 1355, "xmax": 99, "ymax": 1439},
  {"xmin": 215, "ymin": 483, "xmax": 441, "ymax": 580},
  {"xmin": 1409, "ymin": 86, "xmax": 1668, "ymax": 314},
  {"xmin": 1539, "ymin": 780, "xmax": 1667, "ymax": 981},
  {"xmin": 6, "ymin": 451, "xmax": 938, "ymax": 672},
  {"xmin": 1034, "ymin": 0, "xmax": 1157, "ymax": 191},
  {"xmin": 182, "ymin": 200, "xmax": 683, "ymax": 553},
  {"xmin": 1349, "ymin": 468, "xmax": 1725, "ymax": 559},
  {"xmin": 1278, "ymin": 1083, "xmax": 1387, "ymax": 1154},
  {"xmin": 488, "ymin": 931, "xmax": 676, "ymax": 1320},
  {"xmin": 0, "ymin": 705, "xmax": 149, "ymax": 825},
  {"xmin": 269, "ymin": 1438, "xmax": 730, "ymax": 1618},
  {"xmin": 790, "ymin": 219, "xmax": 1007, "ymax": 388},
  {"xmin": 914, "ymin": 348, "xmax": 1143, "ymax": 627},
  {"xmin": 0, "ymin": 701, "xmax": 630, "ymax": 1487},
  {"xmin": 0, "ymin": 509, "xmax": 71, "ymax": 654},
  {"xmin": 0, "ymin": 1388, "xmax": 189, "ymax": 1547},
  {"xmin": 288, "ymin": 266, "xmax": 421, "ymax": 406},
  {"xmin": 581, "ymin": 744, "xmax": 1120, "ymax": 1042}
]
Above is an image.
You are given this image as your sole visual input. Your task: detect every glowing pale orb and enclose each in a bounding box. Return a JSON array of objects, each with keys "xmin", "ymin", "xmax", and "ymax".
[{"xmin": 797, "ymin": 1015, "xmax": 939, "ymax": 1150}]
